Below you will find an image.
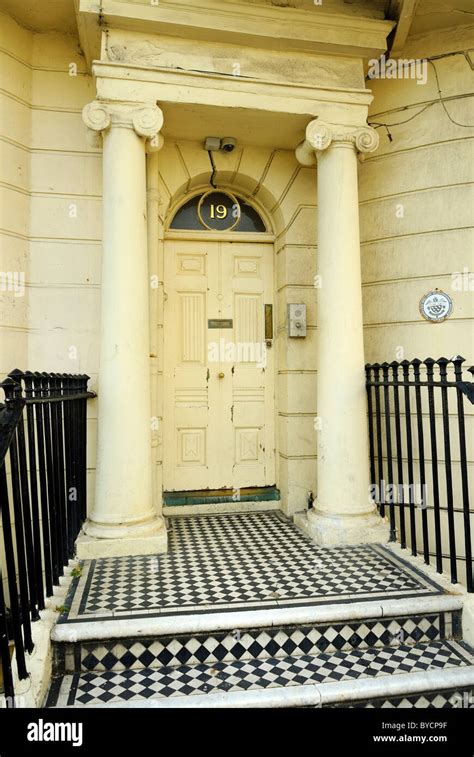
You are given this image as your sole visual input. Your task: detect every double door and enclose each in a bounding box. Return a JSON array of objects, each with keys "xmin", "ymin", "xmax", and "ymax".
[{"xmin": 163, "ymin": 239, "xmax": 275, "ymax": 491}]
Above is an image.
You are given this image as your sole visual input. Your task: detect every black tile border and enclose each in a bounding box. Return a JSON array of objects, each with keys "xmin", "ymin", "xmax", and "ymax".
[
  {"xmin": 67, "ymin": 674, "xmax": 81, "ymax": 707},
  {"xmin": 44, "ymin": 676, "xmax": 63, "ymax": 708},
  {"xmin": 374, "ymin": 544, "xmax": 447, "ymax": 593},
  {"xmin": 443, "ymin": 638, "xmax": 474, "ymax": 664},
  {"xmin": 78, "ymin": 559, "xmax": 98, "ymax": 617},
  {"xmin": 57, "ymin": 566, "xmax": 85, "ymax": 624},
  {"xmin": 453, "ymin": 610, "xmax": 463, "ymax": 639}
]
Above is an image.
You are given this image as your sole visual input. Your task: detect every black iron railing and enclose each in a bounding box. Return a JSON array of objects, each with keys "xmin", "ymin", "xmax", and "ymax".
[
  {"xmin": 0, "ymin": 370, "xmax": 94, "ymax": 707},
  {"xmin": 366, "ymin": 356, "xmax": 474, "ymax": 592}
]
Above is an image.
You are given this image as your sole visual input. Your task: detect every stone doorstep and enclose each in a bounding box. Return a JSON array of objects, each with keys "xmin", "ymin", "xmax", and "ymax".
[
  {"xmin": 53, "ymin": 608, "xmax": 463, "ymax": 676},
  {"xmin": 51, "ymin": 593, "xmax": 463, "ymax": 644},
  {"xmin": 60, "ymin": 516, "xmax": 449, "ymax": 626},
  {"xmin": 332, "ymin": 687, "xmax": 474, "ymax": 708},
  {"xmin": 58, "ymin": 684, "xmax": 474, "ymax": 710},
  {"xmin": 45, "ymin": 641, "xmax": 474, "ymax": 709}
]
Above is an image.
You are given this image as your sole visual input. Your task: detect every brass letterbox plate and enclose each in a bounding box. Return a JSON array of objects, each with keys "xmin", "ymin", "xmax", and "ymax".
[{"xmin": 208, "ymin": 319, "xmax": 233, "ymax": 329}]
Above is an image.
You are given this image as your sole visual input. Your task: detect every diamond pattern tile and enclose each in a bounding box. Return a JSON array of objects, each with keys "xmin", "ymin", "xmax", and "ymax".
[
  {"xmin": 46, "ymin": 641, "xmax": 474, "ymax": 707},
  {"xmin": 61, "ymin": 512, "xmax": 442, "ymax": 622},
  {"xmin": 60, "ymin": 614, "xmax": 448, "ymax": 673},
  {"xmin": 343, "ymin": 688, "xmax": 474, "ymax": 708}
]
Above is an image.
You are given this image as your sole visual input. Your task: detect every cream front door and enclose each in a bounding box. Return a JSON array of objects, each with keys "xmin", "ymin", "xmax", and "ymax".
[{"xmin": 163, "ymin": 239, "xmax": 275, "ymax": 491}]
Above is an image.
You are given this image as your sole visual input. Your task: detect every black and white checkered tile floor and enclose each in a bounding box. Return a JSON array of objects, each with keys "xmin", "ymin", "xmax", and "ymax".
[
  {"xmin": 61, "ymin": 512, "xmax": 442, "ymax": 623},
  {"xmin": 46, "ymin": 640, "xmax": 474, "ymax": 707},
  {"xmin": 46, "ymin": 513, "xmax": 474, "ymax": 708}
]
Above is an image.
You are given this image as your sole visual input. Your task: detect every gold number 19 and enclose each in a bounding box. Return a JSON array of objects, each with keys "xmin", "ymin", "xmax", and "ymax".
[{"xmin": 210, "ymin": 204, "xmax": 227, "ymax": 219}]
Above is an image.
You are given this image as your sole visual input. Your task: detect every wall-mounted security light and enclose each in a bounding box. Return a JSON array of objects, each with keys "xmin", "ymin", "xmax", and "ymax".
[{"xmin": 204, "ymin": 136, "xmax": 221, "ymax": 152}]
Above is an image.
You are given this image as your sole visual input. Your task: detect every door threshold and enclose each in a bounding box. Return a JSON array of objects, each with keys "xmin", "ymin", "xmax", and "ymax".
[
  {"xmin": 163, "ymin": 487, "xmax": 280, "ymax": 516},
  {"xmin": 163, "ymin": 500, "xmax": 281, "ymax": 517},
  {"xmin": 163, "ymin": 486, "xmax": 280, "ymax": 506}
]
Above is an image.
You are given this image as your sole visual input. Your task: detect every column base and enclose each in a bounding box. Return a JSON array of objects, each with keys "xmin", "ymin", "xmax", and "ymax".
[
  {"xmin": 76, "ymin": 516, "xmax": 168, "ymax": 559},
  {"xmin": 294, "ymin": 508, "xmax": 389, "ymax": 547}
]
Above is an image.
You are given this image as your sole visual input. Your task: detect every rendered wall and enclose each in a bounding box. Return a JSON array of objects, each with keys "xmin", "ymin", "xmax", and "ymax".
[
  {"xmin": 0, "ymin": 12, "xmax": 32, "ymax": 376},
  {"xmin": 360, "ymin": 24, "xmax": 474, "ymax": 580},
  {"xmin": 0, "ymin": 11, "xmax": 33, "ymax": 605},
  {"xmin": 361, "ymin": 25, "xmax": 474, "ymax": 361},
  {"xmin": 0, "ymin": 12, "xmax": 99, "ymax": 520},
  {"xmin": 28, "ymin": 28, "xmax": 99, "ymax": 511}
]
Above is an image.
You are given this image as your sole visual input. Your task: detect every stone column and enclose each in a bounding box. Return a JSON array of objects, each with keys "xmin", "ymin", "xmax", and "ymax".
[
  {"xmin": 295, "ymin": 120, "xmax": 389, "ymax": 546},
  {"xmin": 77, "ymin": 101, "xmax": 167, "ymax": 558},
  {"xmin": 146, "ymin": 141, "xmax": 164, "ymax": 520}
]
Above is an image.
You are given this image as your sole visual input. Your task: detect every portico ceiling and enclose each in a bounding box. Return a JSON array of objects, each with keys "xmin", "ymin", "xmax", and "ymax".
[
  {"xmin": 410, "ymin": 0, "xmax": 474, "ymax": 35},
  {"xmin": 160, "ymin": 102, "xmax": 310, "ymax": 149},
  {"xmin": 0, "ymin": 0, "xmax": 77, "ymax": 32}
]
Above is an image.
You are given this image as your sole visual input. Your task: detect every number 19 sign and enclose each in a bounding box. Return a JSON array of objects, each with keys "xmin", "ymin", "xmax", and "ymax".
[{"xmin": 197, "ymin": 190, "xmax": 241, "ymax": 231}]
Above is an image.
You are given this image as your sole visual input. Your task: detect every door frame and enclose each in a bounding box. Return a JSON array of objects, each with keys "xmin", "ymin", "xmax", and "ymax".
[
  {"xmin": 164, "ymin": 230, "xmax": 275, "ymax": 243},
  {"xmin": 161, "ymin": 229, "xmax": 278, "ymax": 502}
]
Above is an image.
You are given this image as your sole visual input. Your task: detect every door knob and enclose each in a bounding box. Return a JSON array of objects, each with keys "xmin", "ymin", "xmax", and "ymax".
[{"xmin": 218, "ymin": 372, "xmax": 225, "ymax": 378}]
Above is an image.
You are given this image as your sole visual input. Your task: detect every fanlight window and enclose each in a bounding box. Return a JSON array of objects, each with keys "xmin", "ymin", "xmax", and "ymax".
[{"xmin": 170, "ymin": 190, "xmax": 267, "ymax": 232}]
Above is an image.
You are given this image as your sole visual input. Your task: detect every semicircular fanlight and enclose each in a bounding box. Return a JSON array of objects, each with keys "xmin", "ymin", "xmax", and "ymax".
[{"xmin": 170, "ymin": 191, "xmax": 267, "ymax": 232}]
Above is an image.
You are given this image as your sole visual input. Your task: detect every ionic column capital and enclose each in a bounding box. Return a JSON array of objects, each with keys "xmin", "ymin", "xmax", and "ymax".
[
  {"xmin": 82, "ymin": 101, "xmax": 164, "ymax": 148},
  {"xmin": 296, "ymin": 120, "xmax": 379, "ymax": 165},
  {"xmin": 307, "ymin": 120, "xmax": 379, "ymax": 153}
]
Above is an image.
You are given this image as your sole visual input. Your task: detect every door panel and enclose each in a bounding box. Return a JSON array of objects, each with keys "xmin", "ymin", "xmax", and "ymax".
[
  {"xmin": 163, "ymin": 239, "xmax": 275, "ymax": 492},
  {"xmin": 222, "ymin": 242, "xmax": 271, "ymax": 488}
]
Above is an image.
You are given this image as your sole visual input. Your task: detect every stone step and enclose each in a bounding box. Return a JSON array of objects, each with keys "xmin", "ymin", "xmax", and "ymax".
[
  {"xmin": 47, "ymin": 513, "xmax": 471, "ymax": 709},
  {"xmin": 52, "ymin": 595, "xmax": 463, "ymax": 675},
  {"xmin": 45, "ymin": 639, "xmax": 474, "ymax": 708}
]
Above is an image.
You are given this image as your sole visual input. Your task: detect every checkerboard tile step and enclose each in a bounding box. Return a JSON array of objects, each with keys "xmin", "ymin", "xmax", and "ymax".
[
  {"xmin": 54, "ymin": 611, "xmax": 461, "ymax": 675},
  {"xmin": 59, "ymin": 512, "xmax": 445, "ymax": 624},
  {"xmin": 335, "ymin": 688, "xmax": 474, "ymax": 708},
  {"xmin": 45, "ymin": 640, "xmax": 474, "ymax": 708}
]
